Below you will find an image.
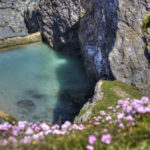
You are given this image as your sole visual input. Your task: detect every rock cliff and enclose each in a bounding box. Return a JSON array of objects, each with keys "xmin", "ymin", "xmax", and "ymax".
[
  {"xmin": 37, "ymin": 0, "xmax": 80, "ymax": 55},
  {"xmin": 0, "ymin": 0, "xmax": 27, "ymax": 39},
  {"xmin": 0, "ymin": 0, "xmax": 150, "ymax": 96},
  {"xmin": 79, "ymin": 0, "xmax": 150, "ymax": 96},
  {"xmin": 0, "ymin": 0, "xmax": 39, "ymax": 39}
]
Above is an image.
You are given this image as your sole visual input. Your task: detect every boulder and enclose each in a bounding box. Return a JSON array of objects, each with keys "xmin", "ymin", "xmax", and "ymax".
[{"xmin": 17, "ymin": 100, "xmax": 35, "ymax": 111}]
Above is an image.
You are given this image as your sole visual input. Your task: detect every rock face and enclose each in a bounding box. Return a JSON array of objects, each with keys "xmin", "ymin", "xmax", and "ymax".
[
  {"xmin": 0, "ymin": 0, "xmax": 27, "ymax": 39},
  {"xmin": 25, "ymin": 0, "xmax": 40, "ymax": 33},
  {"xmin": 0, "ymin": 0, "xmax": 39, "ymax": 39},
  {"xmin": 79, "ymin": 0, "xmax": 118, "ymax": 80},
  {"xmin": 75, "ymin": 80, "xmax": 104, "ymax": 123},
  {"xmin": 79, "ymin": 0, "xmax": 150, "ymax": 96},
  {"xmin": 37, "ymin": 0, "xmax": 80, "ymax": 54}
]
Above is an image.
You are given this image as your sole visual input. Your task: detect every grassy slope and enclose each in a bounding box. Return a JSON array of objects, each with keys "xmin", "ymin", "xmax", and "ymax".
[{"xmin": 3, "ymin": 80, "xmax": 150, "ymax": 150}]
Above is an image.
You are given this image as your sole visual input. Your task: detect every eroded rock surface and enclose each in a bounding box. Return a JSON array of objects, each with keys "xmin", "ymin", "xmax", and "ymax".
[
  {"xmin": 0, "ymin": 0, "xmax": 39, "ymax": 39},
  {"xmin": 37, "ymin": 0, "xmax": 80, "ymax": 54},
  {"xmin": 25, "ymin": 0, "xmax": 40, "ymax": 33},
  {"xmin": 79, "ymin": 0, "xmax": 150, "ymax": 96},
  {"xmin": 0, "ymin": 0, "xmax": 28, "ymax": 39}
]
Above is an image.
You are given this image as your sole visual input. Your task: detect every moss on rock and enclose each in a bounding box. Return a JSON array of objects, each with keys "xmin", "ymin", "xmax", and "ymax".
[
  {"xmin": 0, "ymin": 109, "xmax": 16, "ymax": 123},
  {"xmin": 143, "ymin": 14, "xmax": 150, "ymax": 30},
  {"xmin": 0, "ymin": 32, "xmax": 41, "ymax": 51}
]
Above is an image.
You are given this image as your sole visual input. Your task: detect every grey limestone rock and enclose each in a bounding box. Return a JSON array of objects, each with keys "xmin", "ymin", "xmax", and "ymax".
[
  {"xmin": 0, "ymin": 0, "xmax": 28, "ymax": 39},
  {"xmin": 0, "ymin": 0, "xmax": 40, "ymax": 39},
  {"xmin": 79, "ymin": 0, "xmax": 150, "ymax": 96},
  {"xmin": 37, "ymin": 0, "xmax": 80, "ymax": 55},
  {"xmin": 25, "ymin": 0, "xmax": 40, "ymax": 33}
]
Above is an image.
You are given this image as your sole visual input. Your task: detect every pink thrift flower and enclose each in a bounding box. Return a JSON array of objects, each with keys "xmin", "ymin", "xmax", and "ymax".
[
  {"xmin": 18, "ymin": 121, "xmax": 26, "ymax": 130},
  {"xmin": 141, "ymin": 97, "xmax": 149, "ymax": 104},
  {"xmin": 119, "ymin": 123, "xmax": 124, "ymax": 128},
  {"xmin": 21, "ymin": 136, "xmax": 32, "ymax": 144},
  {"xmin": 107, "ymin": 106, "xmax": 113, "ymax": 110},
  {"xmin": 40, "ymin": 123, "xmax": 50, "ymax": 131},
  {"xmin": 25, "ymin": 127, "xmax": 34, "ymax": 135},
  {"xmin": 113, "ymin": 109, "xmax": 116, "ymax": 112},
  {"xmin": 51, "ymin": 124, "xmax": 59, "ymax": 130},
  {"xmin": 101, "ymin": 134, "xmax": 112, "ymax": 144},
  {"xmin": 125, "ymin": 115, "xmax": 134, "ymax": 122},
  {"xmin": 9, "ymin": 136, "xmax": 18, "ymax": 146},
  {"xmin": 86, "ymin": 145, "xmax": 94, "ymax": 150},
  {"xmin": 32, "ymin": 134, "xmax": 40, "ymax": 140},
  {"xmin": 126, "ymin": 106, "xmax": 132, "ymax": 113},
  {"xmin": 88, "ymin": 135, "xmax": 96, "ymax": 145},
  {"xmin": 105, "ymin": 116, "xmax": 112, "ymax": 121},
  {"xmin": 116, "ymin": 105, "xmax": 120, "ymax": 109},
  {"xmin": 34, "ymin": 126, "xmax": 41, "ymax": 132},
  {"xmin": 117, "ymin": 113, "xmax": 124, "ymax": 120},
  {"xmin": 118, "ymin": 100, "xmax": 124, "ymax": 105},
  {"xmin": 61, "ymin": 121, "xmax": 71, "ymax": 130},
  {"xmin": 12, "ymin": 129, "xmax": 18, "ymax": 136},
  {"xmin": 99, "ymin": 110, "xmax": 106, "ymax": 116},
  {"xmin": 0, "ymin": 139, "xmax": 8, "ymax": 146},
  {"xmin": 137, "ymin": 106, "xmax": 146, "ymax": 114},
  {"xmin": 94, "ymin": 122, "xmax": 100, "ymax": 125},
  {"xmin": 102, "ymin": 129, "xmax": 108, "ymax": 133}
]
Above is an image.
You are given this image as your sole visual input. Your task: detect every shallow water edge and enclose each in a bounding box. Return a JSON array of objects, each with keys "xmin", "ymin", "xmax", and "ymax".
[{"xmin": 0, "ymin": 32, "xmax": 42, "ymax": 51}]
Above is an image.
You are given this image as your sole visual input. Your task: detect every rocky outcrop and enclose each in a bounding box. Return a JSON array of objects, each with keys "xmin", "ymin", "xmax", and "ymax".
[
  {"xmin": 79, "ymin": 0, "xmax": 118, "ymax": 80},
  {"xmin": 79, "ymin": 0, "xmax": 150, "ymax": 96},
  {"xmin": 0, "ymin": 0, "xmax": 39, "ymax": 40},
  {"xmin": 25, "ymin": 0, "xmax": 40, "ymax": 33},
  {"xmin": 0, "ymin": 0, "xmax": 28, "ymax": 39},
  {"xmin": 75, "ymin": 80, "xmax": 104, "ymax": 123},
  {"xmin": 37, "ymin": 0, "xmax": 80, "ymax": 55},
  {"xmin": 0, "ymin": 32, "xmax": 41, "ymax": 50}
]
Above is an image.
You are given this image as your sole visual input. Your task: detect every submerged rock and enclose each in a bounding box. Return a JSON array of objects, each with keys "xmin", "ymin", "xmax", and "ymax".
[
  {"xmin": 17, "ymin": 100, "xmax": 35, "ymax": 111},
  {"xmin": 32, "ymin": 94, "xmax": 46, "ymax": 99},
  {"xmin": 37, "ymin": 0, "xmax": 80, "ymax": 55}
]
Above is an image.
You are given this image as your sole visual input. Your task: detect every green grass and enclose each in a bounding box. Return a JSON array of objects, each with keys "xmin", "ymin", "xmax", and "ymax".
[
  {"xmin": 2, "ymin": 80, "xmax": 150, "ymax": 150},
  {"xmin": 143, "ymin": 14, "xmax": 150, "ymax": 31},
  {"xmin": 91, "ymin": 80, "xmax": 142, "ymax": 117}
]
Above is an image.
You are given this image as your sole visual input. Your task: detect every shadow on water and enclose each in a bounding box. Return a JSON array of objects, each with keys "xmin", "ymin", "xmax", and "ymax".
[
  {"xmin": 52, "ymin": 52, "xmax": 94, "ymax": 124},
  {"xmin": 52, "ymin": 0, "xmax": 119, "ymax": 124}
]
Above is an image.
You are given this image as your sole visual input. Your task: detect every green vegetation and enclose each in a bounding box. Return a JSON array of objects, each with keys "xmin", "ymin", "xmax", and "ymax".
[
  {"xmin": 91, "ymin": 80, "xmax": 142, "ymax": 117},
  {"xmin": 2, "ymin": 80, "xmax": 150, "ymax": 150},
  {"xmin": 143, "ymin": 14, "xmax": 150, "ymax": 31},
  {"xmin": 77, "ymin": 103, "xmax": 93, "ymax": 118},
  {"xmin": 0, "ymin": 109, "xmax": 16, "ymax": 123}
]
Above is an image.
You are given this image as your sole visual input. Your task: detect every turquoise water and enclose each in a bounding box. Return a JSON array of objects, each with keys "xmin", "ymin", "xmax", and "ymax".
[{"xmin": 0, "ymin": 43, "xmax": 92, "ymax": 123}]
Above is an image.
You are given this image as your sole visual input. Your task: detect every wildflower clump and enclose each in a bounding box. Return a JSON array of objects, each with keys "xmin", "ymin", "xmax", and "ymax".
[{"xmin": 0, "ymin": 96, "xmax": 150, "ymax": 150}]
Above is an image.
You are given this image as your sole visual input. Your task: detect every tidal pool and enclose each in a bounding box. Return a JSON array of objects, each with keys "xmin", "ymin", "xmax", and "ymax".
[{"xmin": 0, "ymin": 43, "xmax": 93, "ymax": 123}]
